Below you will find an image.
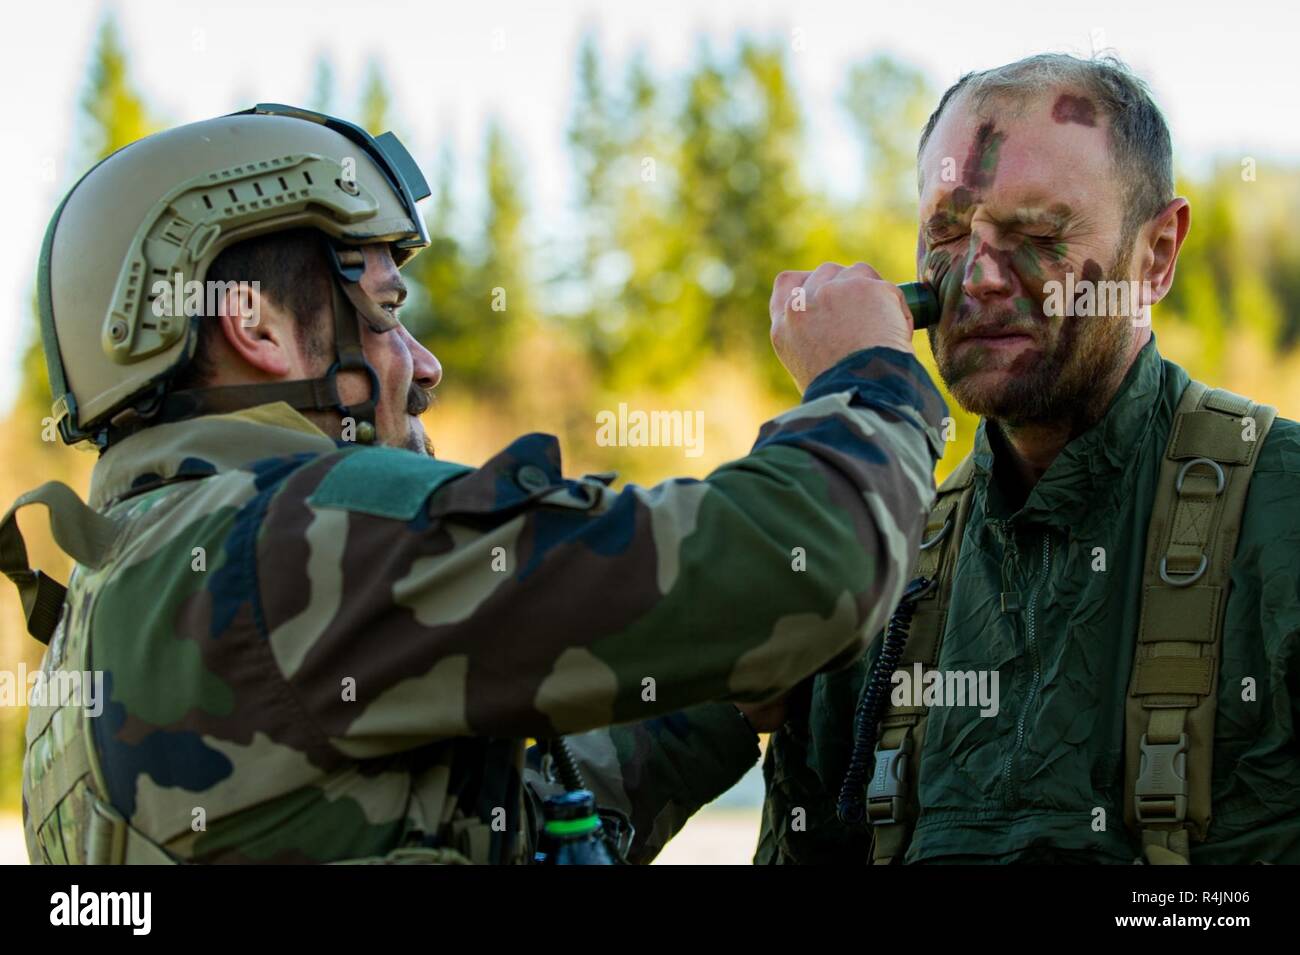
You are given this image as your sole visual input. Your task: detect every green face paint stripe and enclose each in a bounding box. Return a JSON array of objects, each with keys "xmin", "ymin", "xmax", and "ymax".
[
  {"xmin": 1010, "ymin": 242, "xmax": 1046, "ymax": 283},
  {"xmin": 980, "ymin": 136, "xmax": 1002, "ymax": 175}
]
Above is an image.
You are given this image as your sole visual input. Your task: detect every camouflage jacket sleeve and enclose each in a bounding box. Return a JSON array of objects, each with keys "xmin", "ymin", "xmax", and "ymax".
[
  {"xmin": 526, "ymin": 703, "xmax": 761, "ymax": 864},
  {"xmin": 256, "ymin": 346, "xmax": 948, "ymax": 756}
]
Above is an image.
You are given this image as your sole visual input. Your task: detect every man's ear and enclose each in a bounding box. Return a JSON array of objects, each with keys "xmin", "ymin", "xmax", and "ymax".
[
  {"xmin": 214, "ymin": 283, "xmax": 298, "ymax": 379},
  {"xmin": 1140, "ymin": 197, "xmax": 1191, "ymax": 310}
]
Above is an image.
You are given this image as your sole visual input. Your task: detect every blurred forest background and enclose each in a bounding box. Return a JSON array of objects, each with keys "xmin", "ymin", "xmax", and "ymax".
[{"xmin": 3, "ymin": 15, "xmax": 1300, "ymax": 852}]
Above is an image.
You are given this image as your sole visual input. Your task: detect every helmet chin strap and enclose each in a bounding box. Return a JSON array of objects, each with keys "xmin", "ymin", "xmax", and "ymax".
[
  {"xmin": 319, "ymin": 242, "xmax": 383, "ymax": 445},
  {"xmin": 105, "ymin": 238, "xmax": 384, "ymax": 446}
]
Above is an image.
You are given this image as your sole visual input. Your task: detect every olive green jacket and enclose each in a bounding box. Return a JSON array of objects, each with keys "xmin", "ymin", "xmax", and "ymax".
[{"xmin": 754, "ymin": 337, "xmax": 1300, "ymax": 863}]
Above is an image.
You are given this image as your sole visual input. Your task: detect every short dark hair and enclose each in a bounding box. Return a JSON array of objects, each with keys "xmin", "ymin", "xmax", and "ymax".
[
  {"xmin": 173, "ymin": 227, "xmax": 332, "ymax": 389},
  {"xmin": 917, "ymin": 53, "xmax": 1175, "ymax": 250}
]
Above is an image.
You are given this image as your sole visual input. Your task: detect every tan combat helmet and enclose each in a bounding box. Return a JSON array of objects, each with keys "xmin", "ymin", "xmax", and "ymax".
[{"xmin": 37, "ymin": 103, "xmax": 432, "ymax": 448}]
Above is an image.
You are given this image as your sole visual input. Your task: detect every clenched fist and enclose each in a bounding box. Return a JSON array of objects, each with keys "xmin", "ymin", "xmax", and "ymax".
[{"xmin": 769, "ymin": 262, "xmax": 915, "ymax": 393}]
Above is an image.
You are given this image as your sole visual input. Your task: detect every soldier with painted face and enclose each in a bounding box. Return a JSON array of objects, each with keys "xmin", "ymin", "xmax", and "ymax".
[
  {"xmin": 4, "ymin": 105, "xmax": 946, "ymax": 863},
  {"xmin": 749, "ymin": 54, "xmax": 1300, "ymax": 865}
]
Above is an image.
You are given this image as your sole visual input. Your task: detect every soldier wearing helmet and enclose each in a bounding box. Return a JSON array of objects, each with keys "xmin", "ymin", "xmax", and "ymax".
[{"xmin": 4, "ymin": 105, "xmax": 945, "ymax": 864}]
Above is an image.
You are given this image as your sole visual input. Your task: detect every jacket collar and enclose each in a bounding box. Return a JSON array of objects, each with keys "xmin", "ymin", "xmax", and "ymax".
[
  {"xmin": 969, "ymin": 335, "xmax": 1187, "ymax": 531},
  {"xmin": 89, "ymin": 402, "xmax": 339, "ymax": 510}
]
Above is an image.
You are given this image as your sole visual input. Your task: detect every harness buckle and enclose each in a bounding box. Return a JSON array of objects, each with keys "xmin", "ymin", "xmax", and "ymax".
[
  {"xmin": 866, "ymin": 735, "xmax": 914, "ymax": 825},
  {"xmin": 1134, "ymin": 733, "xmax": 1189, "ymax": 824}
]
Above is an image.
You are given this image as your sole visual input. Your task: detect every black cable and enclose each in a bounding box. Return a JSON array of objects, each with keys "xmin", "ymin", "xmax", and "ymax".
[
  {"xmin": 836, "ymin": 576, "xmax": 934, "ymax": 826},
  {"xmin": 548, "ymin": 736, "xmax": 631, "ymax": 863},
  {"xmin": 549, "ymin": 736, "xmax": 587, "ymax": 791}
]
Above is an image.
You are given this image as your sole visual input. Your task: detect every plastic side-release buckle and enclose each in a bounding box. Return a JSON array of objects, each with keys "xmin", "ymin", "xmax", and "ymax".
[
  {"xmin": 1134, "ymin": 733, "xmax": 1188, "ymax": 824},
  {"xmin": 866, "ymin": 735, "xmax": 914, "ymax": 825},
  {"xmin": 86, "ymin": 796, "xmax": 127, "ymax": 864}
]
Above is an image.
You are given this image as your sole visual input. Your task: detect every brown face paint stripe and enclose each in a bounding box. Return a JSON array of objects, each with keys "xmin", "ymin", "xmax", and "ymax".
[{"xmin": 1052, "ymin": 94, "xmax": 1096, "ymax": 127}]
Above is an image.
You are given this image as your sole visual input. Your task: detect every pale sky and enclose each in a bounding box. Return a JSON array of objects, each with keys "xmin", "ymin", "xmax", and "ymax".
[{"xmin": 2, "ymin": 0, "xmax": 1297, "ymax": 411}]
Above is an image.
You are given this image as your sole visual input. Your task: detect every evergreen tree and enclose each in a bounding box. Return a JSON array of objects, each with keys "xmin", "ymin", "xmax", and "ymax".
[
  {"xmin": 308, "ymin": 55, "xmax": 335, "ymax": 114},
  {"xmin": 360, "ymin": 60, "xmax": 391, "ymax": 135}
]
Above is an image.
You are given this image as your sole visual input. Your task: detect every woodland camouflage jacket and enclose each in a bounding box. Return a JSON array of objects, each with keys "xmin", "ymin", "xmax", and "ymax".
[{"xmin": 22, "ymin": 345, "xmax": 946, "ymax": 864}]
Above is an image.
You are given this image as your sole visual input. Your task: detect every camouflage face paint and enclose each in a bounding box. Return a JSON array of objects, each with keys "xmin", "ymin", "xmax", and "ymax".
[
  {"xmin": 918, "ymin": 105, "xmax": 1136, "ymax": 431},
  {"xmin": 926, "ymin": 209, "xmax": 963, "ymax": 233},
  {"xmin": 1051, "ymin": 94, "xmax": 1096, "ymax": 127},
  {"xmin": 922, "ymin": 247, "xmax": 963, "ymax": 318},
  {"xmin": 922, "ymin": 120, "xmax": 1095, "ymax": 388},
  {"xmin": 920, "ymin": 119, "xmax": 1010, "ymax": 313},
  {"xmin": 962, "ymin": 121, "xmax": 1005, "ymax": 189},
  {"xmin": 1010, "ymin": 242, "xmax": 1046, "ymax": 286}
]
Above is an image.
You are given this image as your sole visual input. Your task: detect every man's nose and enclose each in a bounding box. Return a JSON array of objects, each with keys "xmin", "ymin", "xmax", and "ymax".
[
  {"xmin": 406, "ymin": 327, "xmax": 442, "ymax": 390},
  {"xmin": 961, "ymin": 230, "xmax": 1017, "ymax": 302}
]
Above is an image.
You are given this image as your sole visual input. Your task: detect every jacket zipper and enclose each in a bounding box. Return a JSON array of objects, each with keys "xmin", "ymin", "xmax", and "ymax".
[{"xmin": 1002, "ymin": 531, "xmax": 1051, "ymax": 806}]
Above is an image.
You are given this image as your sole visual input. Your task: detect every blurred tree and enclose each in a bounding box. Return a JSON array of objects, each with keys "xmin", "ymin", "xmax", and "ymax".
[
  {"xmin": 80, "ymin": 17, "xmax": 154, "ymax": 160},
  {"xmin": 408, "ymin": 124, "xmax": 530, "ymax": 395},
  {"xmin": 1163, "ymin": 176, "xmax": 1230, "ymax": 374},
  {"xmin": 598, "ymin": 40, "xmax": 815, "ymax": 394},
  {"xmin": 1270, "ymin": 238, "xmax": 1300, "ymax": 348},
  {"xmin": 561, "ymin": 37, "xmax": 607, "ymax": 349},
  {"xmin": 360, "ymin": 60, "xmax": 391, "ymax": 135},
  {"xmin": 568, "ymin": 34, "xmax": 619, "ymax": 288},
  {"xmin": 725, "ymin": 41, "xmax": 812, "ymax": 388},
  {"xmin": 839, "ymin": 56, "xmax": 936, "ymax": 284},
  {"xmin": 308, "ymin": 54, "xmax": 336, "ymax": 114},
  {"xmin": 675, "ymin": 40, "xmax": 812, "ymax": 391},
  {"xmin": 567, "ymin": 43, "xmax": 682, "ymax": 382},
  {"xmin": 475, "ymin": 121, "xmax": 529, "ymax": 382},
  {"xmin": 405, "ymin": 146, "xmax": 477, "ymax": 388},
  {"xmin": 604, "ymin": 49, "xmax": 680, "ymax": 386},
  {"xmin": 843, "ymin": 54, "xmax": 935, "ymax": 214},
  {"xmin": 1223, "ymin": 160, "xmax": 1300, "ymax": 348}
]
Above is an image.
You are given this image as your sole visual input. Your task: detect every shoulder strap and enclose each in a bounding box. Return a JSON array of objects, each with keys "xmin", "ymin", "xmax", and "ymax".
[
  {"xmin": 868, "ymin": 452, "xmax": 977, "ymax": 864},
  {"xmin": 1125, "ymin": 381, "xmax": 1277, "ymax": 864},
  {"xmin": 0, "ymin": 482, "xmax": 120, "ymax": 644}
]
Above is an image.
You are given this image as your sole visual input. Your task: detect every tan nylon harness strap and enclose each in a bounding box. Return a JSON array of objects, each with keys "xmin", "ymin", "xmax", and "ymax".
[
  {"xmin": 0, "ymin": 482, "xmax": 120, "ymax": 644},
  {"xmin": 1124, "ymin": 381, "xmax": 1276, "ymax": 864},
  {"xmin": 868, "ymin": 453, "xmax": 977, "ymax": 864},
  {"xmin": 85, "ymin": 798, "xmax": 183, "ymax": 865}
]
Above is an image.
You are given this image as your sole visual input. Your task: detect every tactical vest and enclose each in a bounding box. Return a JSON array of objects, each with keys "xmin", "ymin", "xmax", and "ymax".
[
  {"xmin": 2, "ymin": 488, "xmax": 500, "ymax": 865},
  {"xmin": 863, "ymin": 380, "xmax": 1276, "ymax": 865}
]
